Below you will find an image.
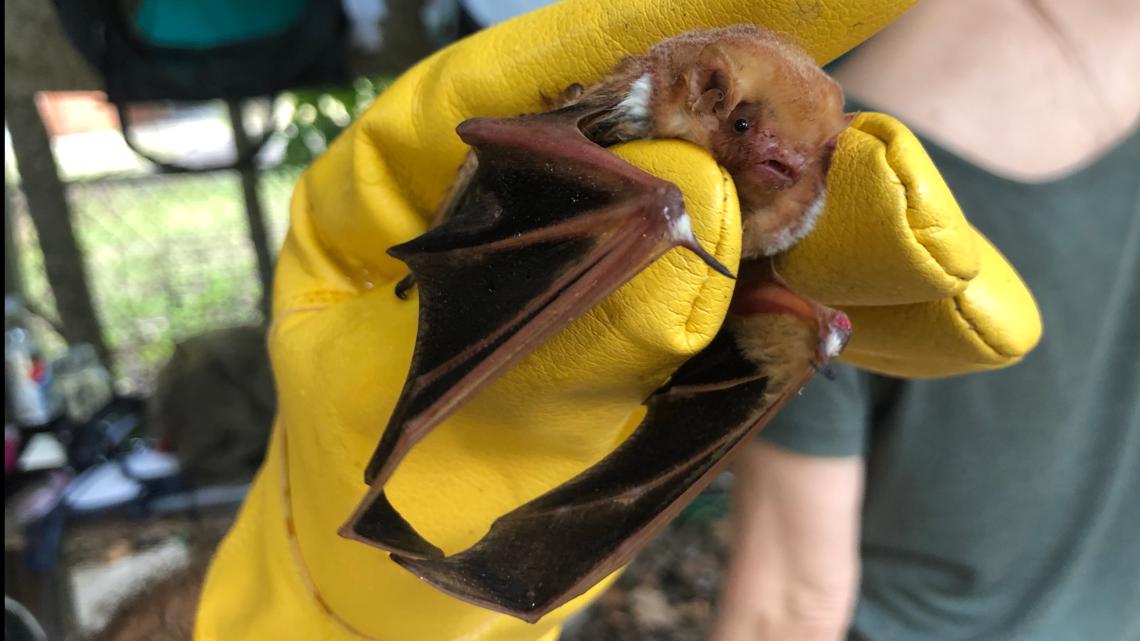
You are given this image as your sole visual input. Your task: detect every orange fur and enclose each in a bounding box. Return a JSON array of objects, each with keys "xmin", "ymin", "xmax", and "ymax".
[{"xmin": 560, "ymin": 25, "xmax": 851, "ymax": 258}]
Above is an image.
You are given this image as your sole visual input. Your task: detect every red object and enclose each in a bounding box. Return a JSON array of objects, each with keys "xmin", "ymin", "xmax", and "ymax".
[
  {"xmin": 35, "ymin": 91, "xmax": 122, "ymax": 137},
  {"xmin": 4, "ymin": 430, "xmax": 19, "ymax": 473},
  {"xmin": 29, "ymin": 359, "xmax": 46, "ymax": 384}
]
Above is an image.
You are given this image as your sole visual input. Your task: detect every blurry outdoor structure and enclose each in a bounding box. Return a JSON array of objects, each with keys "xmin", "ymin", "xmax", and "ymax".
[
  {"xmin": 8, "ymin": 93, "xmax": 364, "ymax": 391},
  {"xmin": 5, "ymin": 0, "xmax": 444, "ymax": 393}
]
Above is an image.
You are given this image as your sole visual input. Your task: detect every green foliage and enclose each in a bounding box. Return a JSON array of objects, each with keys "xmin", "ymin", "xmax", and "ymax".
[{"xmin": 280, "ymin": 77, "xmax": 391, "ymax": 167}]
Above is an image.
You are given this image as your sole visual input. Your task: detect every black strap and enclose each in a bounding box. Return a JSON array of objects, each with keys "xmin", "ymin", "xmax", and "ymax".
[
  {"xmin": 51, "ymin": 0, "xmax": 348, "ymax": 172},
  {"xmin": 53, "ymin": 0, "xmax": 348, "ymax": 103}
]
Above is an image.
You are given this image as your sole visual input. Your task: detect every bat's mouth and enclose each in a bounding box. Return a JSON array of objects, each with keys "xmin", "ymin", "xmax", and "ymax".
[
  {"xmin": 750, "ymin": 158, "xmax": 801, "ymax": 190},
  {"xmin": 761, "ymin": 158, "xmax": 796, "ymax": 181}
]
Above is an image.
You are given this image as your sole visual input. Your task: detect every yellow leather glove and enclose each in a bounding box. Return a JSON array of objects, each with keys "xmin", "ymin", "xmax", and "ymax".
[
  {"xmin": 195, "ymin": 1, "xmax": 1042, "ymax": 640},
  {"xmin": 777, "ymin": 113, "xmax": 1042, "ymax": 376}
]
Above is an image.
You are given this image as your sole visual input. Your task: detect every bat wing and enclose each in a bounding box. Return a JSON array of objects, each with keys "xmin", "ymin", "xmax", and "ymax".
[
  {"xmin": 340, "ymin": 107, "xmax": 734, "ymax": 559},
  {"xmin": 391, "ymin": 325, "xmax": 820, "ymax": 622}
]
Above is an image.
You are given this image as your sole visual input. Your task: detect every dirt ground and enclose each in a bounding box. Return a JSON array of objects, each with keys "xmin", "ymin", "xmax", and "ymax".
[
  {"xmin": 562, "ymin": 495, "xmax": 732, "ymax": 641},
  {"xmin": 64, "ymin": 511, "xmax": 234, "ymax": 569},
  {"xmin": 62, "ymin": 495, "xmax": 732, "ymax": 641},
  {"xmin": 62, "ymin": 509, "xmax": 235, "ymax": 638}
]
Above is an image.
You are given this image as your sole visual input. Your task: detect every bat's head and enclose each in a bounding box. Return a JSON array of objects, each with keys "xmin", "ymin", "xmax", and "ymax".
[
  {"xmin": 670, "ymin": 27, "xmax": 850, "ymax": 190},
  {"xmin": 658, "ymin": 25, "xmax": 853, "ymax": 256},
  {"xmin": 709, "ymin": 62, "xmax": 848, "ymax": 194}
]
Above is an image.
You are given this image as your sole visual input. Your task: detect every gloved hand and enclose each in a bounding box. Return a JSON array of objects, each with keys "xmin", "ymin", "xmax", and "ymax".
[
  {"xmin": 777, "ymin": 113, "xmax": 1042, "ymax": 376},
  {"xmin": 195, "ymin": 1, "xmax": 1041, "ymax": 640}
]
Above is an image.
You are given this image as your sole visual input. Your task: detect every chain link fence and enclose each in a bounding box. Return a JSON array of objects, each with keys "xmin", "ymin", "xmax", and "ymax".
[
  {"xmin": 10, "ymin": 167, "xmax": 299, "ymax": 392},
  {"xmin": 7, "ymin": 82, "xmax": 386, "ymax": 393}
]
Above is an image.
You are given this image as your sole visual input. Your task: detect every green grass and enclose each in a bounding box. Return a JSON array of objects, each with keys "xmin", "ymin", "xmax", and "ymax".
[{"xmin": 13, "ymin": 167, "xmax": 301, "ymax": 391}]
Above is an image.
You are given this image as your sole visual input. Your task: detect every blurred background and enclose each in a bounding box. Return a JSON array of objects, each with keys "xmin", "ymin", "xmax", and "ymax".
[
  {"xmin": 5, "ymin": 1, "xmax": 727, "ymax": 639},
  {"xmin": 5, "ymin": 1, "xmax": 431, "ymax": 639}
]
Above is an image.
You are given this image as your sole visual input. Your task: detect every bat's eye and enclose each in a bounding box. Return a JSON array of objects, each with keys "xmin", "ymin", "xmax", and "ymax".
[{"xmin": 733, "ymin": 119, "xmax": 751, "ymax": 133}]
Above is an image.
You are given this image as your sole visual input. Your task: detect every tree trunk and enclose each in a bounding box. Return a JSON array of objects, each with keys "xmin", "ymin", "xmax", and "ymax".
[{"xmin": 5, "ymin": 95, "xmax": 111, "ymax": 365}]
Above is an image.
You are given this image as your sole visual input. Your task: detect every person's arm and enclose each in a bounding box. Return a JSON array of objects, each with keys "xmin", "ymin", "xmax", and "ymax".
[{"xmin": 712, "ymin": 441, "xmax": 864, "ymax": 641}]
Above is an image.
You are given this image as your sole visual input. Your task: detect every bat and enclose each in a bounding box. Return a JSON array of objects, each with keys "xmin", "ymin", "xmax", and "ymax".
[
  {"xmin": 553, "ymin": 24, "xmax": 850, "ymax": 258},
  {"xmin": 341, "ymin": 25, "xmax": 853, "ymax": 621}
]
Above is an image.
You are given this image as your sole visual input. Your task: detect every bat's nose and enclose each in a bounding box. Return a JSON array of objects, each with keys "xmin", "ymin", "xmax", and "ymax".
[{"xmin": 753, "ymin": 136, "xmax": 807, "ymax": 187}]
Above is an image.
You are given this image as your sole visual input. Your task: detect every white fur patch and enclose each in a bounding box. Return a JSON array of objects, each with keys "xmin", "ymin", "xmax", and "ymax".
[
  {"xmin": 824, "ymin": 328, "xmax": 846, "ymax": 359},
  {"xmin": 761, "ymin": 189, "xmax": 828, "ymax": 256},
  {"xmin": 801, "ymin": 189, "xmax": 828, "ymax": 231},
  {"xmin": 669, "ymin": 212, "xmax": 694, "ymax": 241},
  {"xmin": 617, "ymin": 73, "xmax": 653, "ymax": 132}
]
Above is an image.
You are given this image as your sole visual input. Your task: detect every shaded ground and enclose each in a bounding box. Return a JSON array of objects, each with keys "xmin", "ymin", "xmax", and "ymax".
[
  {"xmin": 563, "ymin": 493, "xmax": 733, "ymax": 641},
  {"xmin": 60, "ymin": 493, "xmax": 733, "ymax": 640},
  {"xmin": 64, "ymin": 511, "xmax": 234, "ymax": 568},
  {"xmin": 64, "ymin": 510, "xmax": 236, "ymax": 638}
]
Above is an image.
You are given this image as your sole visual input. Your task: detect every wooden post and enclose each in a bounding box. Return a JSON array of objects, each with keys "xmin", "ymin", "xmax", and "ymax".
[
  {"xmin": 4, "ymin": 94, "xmax": 111, "ymax": 366},
  {"xmin": 5, "ymin": 181, "xmax": 22, "ymax": 297},
  {"xmin": 226, "ymin": 99, "xmax": 274, "ymax": 318}
]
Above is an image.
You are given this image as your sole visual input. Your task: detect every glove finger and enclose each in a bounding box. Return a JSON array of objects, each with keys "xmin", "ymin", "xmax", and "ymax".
[
  {"xmin": 373, "ymin": 0, "xmax": 915, "ymax": 213},
  {"xmin": 777, "ymin": 112, "xmax": 981, "ymax": 306},
  {"xmin": 838, "ymin": 231, "xmax": 1043, "ymax": 377}
]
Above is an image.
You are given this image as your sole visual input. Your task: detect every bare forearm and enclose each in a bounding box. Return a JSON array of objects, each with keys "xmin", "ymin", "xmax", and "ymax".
[{"xmin": 711, "ymin": 440, "xmax": 864, "ymax": 641}]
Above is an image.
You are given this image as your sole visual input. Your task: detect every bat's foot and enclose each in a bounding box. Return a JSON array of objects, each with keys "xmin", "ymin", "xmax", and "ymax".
[
  {"xmin": 395, "ymin": 274, "xmax": 416, "ymax": 300},
  {"xmin": 541, "ymin": 83, "xmax": 586, "ymax": 110},
  {"xmin": 814, "ymin": 361, "xmax": 838, "ymax": 380}
]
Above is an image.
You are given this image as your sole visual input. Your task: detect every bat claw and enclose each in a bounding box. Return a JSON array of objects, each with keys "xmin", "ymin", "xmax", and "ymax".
[
  {"xmin": 680, "ymin": 236, "xmax": 736, "ymax": 280},
  {"xmin": 395, "ymin": 273, "xmax": 417, "ymax": 300}
]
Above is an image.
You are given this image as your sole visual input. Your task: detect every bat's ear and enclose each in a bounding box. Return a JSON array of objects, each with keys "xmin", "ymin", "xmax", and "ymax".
[
  {"xmin": 824, "ymin": 112, "xmax": 857, "ymax": 149},
  {"xmin": 820, "ymin": 113, "xmax": 855, "ymax": 176},
  {"xmin": 687, "ymin": 44, "xmax": 741, "ymax": 126},
  {"xmin": 826, "ymin": 114, "xmax": 855, "ymax": 146}
]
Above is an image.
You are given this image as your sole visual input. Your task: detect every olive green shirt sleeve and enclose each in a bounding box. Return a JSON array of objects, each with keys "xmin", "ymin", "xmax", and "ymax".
[{"xmin": 758, "ymin": 362, "xmax": 875, "ymax": 458}]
